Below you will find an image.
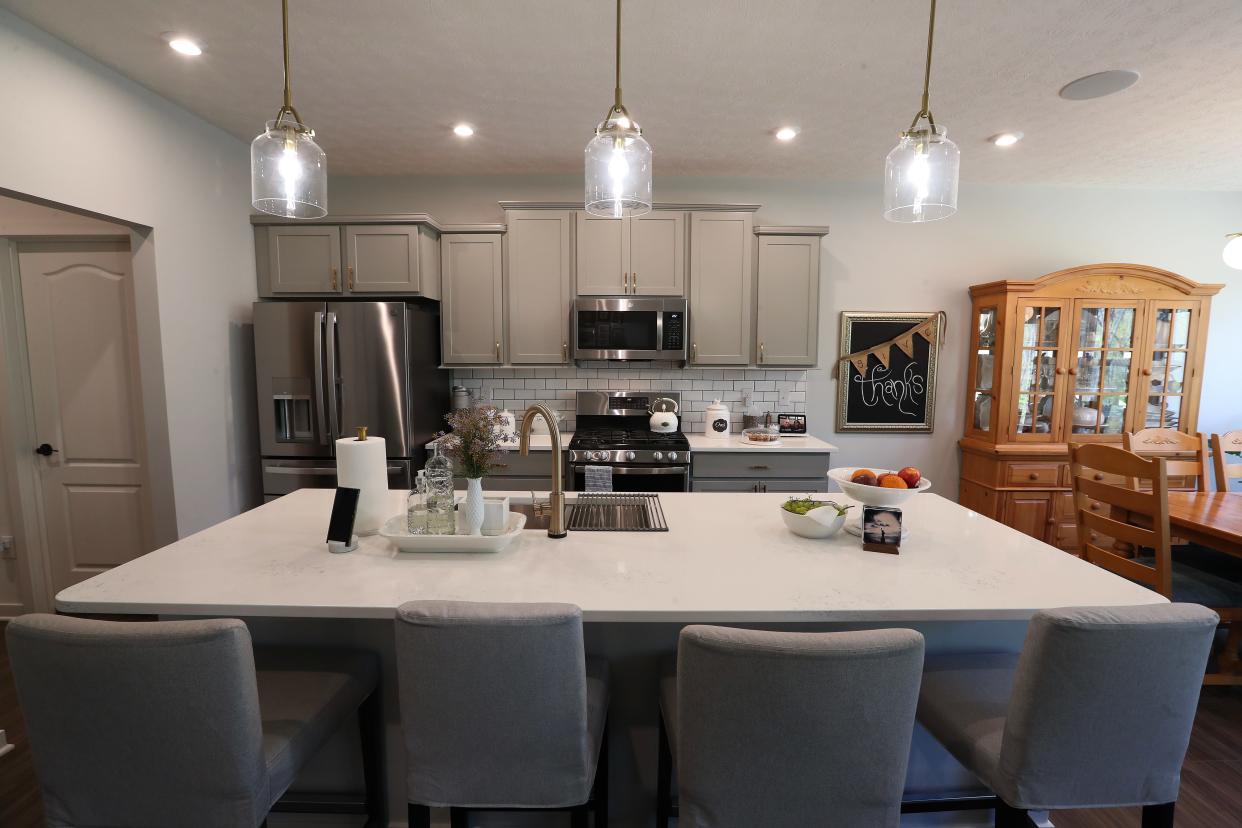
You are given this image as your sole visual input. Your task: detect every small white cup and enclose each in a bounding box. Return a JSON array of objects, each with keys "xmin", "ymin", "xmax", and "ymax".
[{"xmin": 482, "ymin": 496, "xmax": 511, "ymax": 536}]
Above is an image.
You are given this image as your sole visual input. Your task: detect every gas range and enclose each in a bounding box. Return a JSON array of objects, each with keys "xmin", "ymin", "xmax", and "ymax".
[{"xmin": 567, "ymin": 391, "xmax": 691, "ymax": 466}]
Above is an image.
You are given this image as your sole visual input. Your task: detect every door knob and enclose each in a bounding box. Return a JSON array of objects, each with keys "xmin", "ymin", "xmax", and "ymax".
[{"xmin": 35, "ymin": 443, "xmax": 58, "ymax": 457}]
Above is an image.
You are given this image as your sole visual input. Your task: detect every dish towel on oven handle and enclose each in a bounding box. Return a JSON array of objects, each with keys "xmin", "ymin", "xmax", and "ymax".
[{"xmin": 584, "ymin": 465, "xmax": 614, "ymax": 492}]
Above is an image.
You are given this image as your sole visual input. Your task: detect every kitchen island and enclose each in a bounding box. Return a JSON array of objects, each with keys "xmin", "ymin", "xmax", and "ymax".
[{"xmin": 57, "ymin": 490, "xmax": 1160, "ymax": 826}]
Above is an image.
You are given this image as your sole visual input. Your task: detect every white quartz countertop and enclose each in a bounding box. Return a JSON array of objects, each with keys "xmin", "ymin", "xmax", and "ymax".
[
  {"xmin": 685, "ymin": 433, "xmax": 837, "ymax": 453},
  {"xmin": 57, "ymin": 489, "xmax": 1161, "ymax": 622}
]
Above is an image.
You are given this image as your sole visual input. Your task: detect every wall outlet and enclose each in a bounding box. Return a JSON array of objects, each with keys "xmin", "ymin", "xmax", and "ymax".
[
  {"xmin": 777, "ymin": 391, "xmax": 792, "ymax": 409},
  {"xmin": 0, "ymin": 535, "xmax": 14, "ymax": 560}
]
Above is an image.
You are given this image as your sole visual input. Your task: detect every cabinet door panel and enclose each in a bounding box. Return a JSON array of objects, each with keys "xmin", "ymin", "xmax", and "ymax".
[
  {"xmin": 441, "ymin": 234, "xmax": 503, "ymax": 364},
  {"xmin": 1010, "ymin": 299, "xmax": 1071, "ymax": 442},
  {"xmin": 629, "ymin": 212, "xmax": 685, "ymax": 296},
  {"xmin": 575, "ymin": 212, "xmax": 627, "ymax": 295},
  {"xmin": 1065, "ymin": 299, "xmax": 1141, "ymax": 441},
  {"xmin": 756, "ymin": 236, "xmax": 820, "ymax": 366},
  {"xmin": 1135, "ymin": 300, "xmax": 1202, "ymax": 433},
  {"xmin": 689, "ymin": 212, "xmax": 754, "ymax": 365},
  {"xmin": 268, "ymin": 226, "xmax": 341, "ymax": 293},
  {"xmin": 507, "ymin": 211, "xmax": 572, "ymax": 363},
  {"xmin": 1001, "ymin": 491, "xmax": 1053, "ymax": 542},
  {"xmin": 345, "ymin": 225, "xmax": 421, "ymax": 293}
]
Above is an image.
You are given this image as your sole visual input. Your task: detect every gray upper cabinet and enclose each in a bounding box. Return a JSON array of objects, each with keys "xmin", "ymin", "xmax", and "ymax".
[
  {"xmin": 506, "ymin": 210, "xmax": 572, "ymax": 364},
  {"xmin": 755, "ymin": 234, "xmax": 822, "ymax": 366},
  {"xmin": 575, "ymin": 212, "xmax": 627, "ymax": 295},
  {"xmin": 344, "ymin": 225, "xmax": 440, "ymax": 298},
  {"xmin": 689, "ymin": 211, "xmax": 754, "ymax": 365},
  {"xmin": 575, "ymin": 210, "xmax": 686, "ymax": 296},
  {"xmin": 441, "ymin": 234, "xmax": 504, "ymax": 365},
  {"xmin": 267, "ymin": 226, "xmax": 342, "ymax": 293}
]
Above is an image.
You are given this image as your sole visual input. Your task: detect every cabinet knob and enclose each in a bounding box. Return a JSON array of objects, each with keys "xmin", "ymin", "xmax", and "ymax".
[
  {"xmin": 562, "ymin": 342, "xmax": 568, "ymax": 360},
  {"xmin": 1055, "ymin": 367, "xmax": 1066, "ymax": 375},
  {"xmin": 495, "ymin": 342, "xmax": 501, "ymax": 361},
  {"xmin": 1090, "ymin": 502, "xmax": 1101, "ymax": 511},
  {"xmin": 749, "ymin": 465, "xmax": 771, "ymax": 471},
  {"xmin": 1028, "ymin": 472, "xmax": 1039, "ymax": 480},
  {"xmin": 331, "ymin": 267, "xmax": 338, "ymax": 291},
  {"xmin": 1067, "ymin": 367, "xmax": 1077, "ymax": 376},
  {"xmin": 1141, "ymin": 368, "xmax": 1152, "ymax": 376},
  {"xmin": 624, "ymin": 272, "xmax": 629, "ymax": 292},
  {"xmin": 632, "ymin": 272, "xmax": 638, "ymax": 292},
  {"xmin": 759, "ymin": 342, "xmax": 765, "ymax": 363},
  {"xmin": 692, "ymin": 342, "xmax": 698, "ymax": 362},
  {"xmin": 347, "ymin": 265, "xmax": 355, "ymax": 290},
  {"xmin": 1093, "ymin": 473, "xmax": 1104, "ymax": 481}
]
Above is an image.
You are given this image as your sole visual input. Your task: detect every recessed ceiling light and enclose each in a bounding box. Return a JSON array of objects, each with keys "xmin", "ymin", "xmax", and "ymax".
[
  {"xmin": 164, "ymin": 35, "xmax": 203, "ymax": 56},
  {"xmin": 989, "ymin": 131, "xmax": 1024, "ymax": 147},
  {"xmin": 1059, "ymin": 70, "xmax": 1140, "ymax": 100},
  {"xmin": 775, "ymin": 127, "xmax": 798, "ymax": 141},
  {"xmin": 453, "ymin": 124, "xmax": 475, "ymax": 138}
]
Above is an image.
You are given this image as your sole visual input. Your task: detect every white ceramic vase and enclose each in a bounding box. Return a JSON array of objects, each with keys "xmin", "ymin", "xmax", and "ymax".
[{"xmin": 462, "ymin": 478, "xmax": 485, "ymax": 536}]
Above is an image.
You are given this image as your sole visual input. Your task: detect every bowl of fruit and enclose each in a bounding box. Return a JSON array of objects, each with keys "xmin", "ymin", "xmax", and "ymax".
[
  {"xmin": 780, "ymin": 497, "xmax": 854, "ymax": 539},
  {"xmin": 827, "ymin": 466, "xmax": 930, "ymax": 508}
]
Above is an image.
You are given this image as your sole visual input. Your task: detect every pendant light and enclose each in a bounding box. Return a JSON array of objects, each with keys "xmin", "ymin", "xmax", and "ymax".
[
  {"xmin": 251, "ymin": 0, "xmax": 327, "ymax": 218},
  {"xmin": 883, "ymin": 0, "xmax": 959, "ymax": 223},
  {"xmin": 1224, "ymin": 233, "xmax": 1242, "ymax": 270},
  {"xmin": 584, "ymin": 0, "xmax": 652, "ymax": 218}
]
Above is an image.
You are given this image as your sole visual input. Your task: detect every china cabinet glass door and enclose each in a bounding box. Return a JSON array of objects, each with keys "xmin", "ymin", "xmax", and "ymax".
[
  {"xmin": 1012, "ymin": 299, "xmax": 1069, "ymax": 441},
  {"xmin": 969, "ymin": 305, "xmax": 998, "ymax": 434},
  {"xmin": 1139, "ymin": 301, "xmax": 1199, "ymax": 431},
  {"xmin": 1067, "ymin": 300, "xmax": 1140, "ymax": 440}
]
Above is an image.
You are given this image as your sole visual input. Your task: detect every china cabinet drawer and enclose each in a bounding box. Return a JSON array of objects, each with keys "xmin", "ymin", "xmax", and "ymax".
[
  {"xmin": 1004, "ymin": 462, "xmax": 1061, "ymax": 487},
  {"xmin": 1064, "ymin": 465, "xmax": 1125, "ymax": 488}
]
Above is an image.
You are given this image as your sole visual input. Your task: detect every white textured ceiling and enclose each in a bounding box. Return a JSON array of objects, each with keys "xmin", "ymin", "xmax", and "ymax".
[{"xmin": 4, "ymin": 0, "xmax": 1242, "ymax": 188}]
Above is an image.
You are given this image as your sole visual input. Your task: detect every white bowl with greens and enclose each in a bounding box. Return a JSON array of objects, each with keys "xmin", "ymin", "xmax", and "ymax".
[{"xmin": 780, "ymin": 498, "xmax": 853, "ymax": 539}]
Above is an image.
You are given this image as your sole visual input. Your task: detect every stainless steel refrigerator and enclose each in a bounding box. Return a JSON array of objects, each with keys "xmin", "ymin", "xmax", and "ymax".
[{"xmin": 253, "ymin": 300, "xmax": 448, "ymax": 500}]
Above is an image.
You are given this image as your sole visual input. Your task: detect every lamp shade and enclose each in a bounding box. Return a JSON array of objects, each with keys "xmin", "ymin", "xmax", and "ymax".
[
  {"xmin": 883, "ymin": 125, "xmax": 959, "ymax": 223},
  {"xmin": 585, "ymin": 115, "xmax": 652, "ymax": 218},
  {"xmin": 251, "ymin": 119, "xmax": 327, "ymax": 219},
  {"xmin": 1224, "ymin": 234, "xmax": 1242, "ymax": 270}
]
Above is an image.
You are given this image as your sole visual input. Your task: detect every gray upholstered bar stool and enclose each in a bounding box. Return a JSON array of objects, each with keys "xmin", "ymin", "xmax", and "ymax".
[
  {"xmin": 395, "ymin": 600, "xmax": 609, "ymax": 828},
  {"xmin": 656, "ymin": 625, "xmax": 926, "ymax": 828},
  {"xmin": 5, "ymin": 614, "xmax": 385, "ymax": 828},
  {"xmin": 915, "ymin": 604, "xmax": 1218, "ymax": 827}
]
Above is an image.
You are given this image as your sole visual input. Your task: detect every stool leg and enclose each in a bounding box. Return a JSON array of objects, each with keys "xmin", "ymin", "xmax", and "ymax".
[
  {"xmin": 408, "ymin": 803, "xmax": 431, "ymax": 828},
  {"xmin": 995, "ymin": 801, "xmax": 1031, "ymax": 827},
  {"xmin": 358, "ymin": 689, "xmax": 387, "ymax": 828},
  {"xmin": 656, "ymin": 712, "xmax": 672, "ymax": 828},
  {"xmin": 449, "ymin": 806, "xmax": 469, "ymax": 828},
  {"xmin": 594, "ymin": 723, "xmax": 609, "ymax": 828},
  {"xmin": 1142, "ymin": 802, "xmax": 1175, "ymax": 828},
  {"xmin": 570, "ymin": 804, "xmax": 590, "ymax": 828}
]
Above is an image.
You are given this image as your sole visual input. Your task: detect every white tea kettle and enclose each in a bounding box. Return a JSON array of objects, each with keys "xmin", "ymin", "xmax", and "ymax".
[{"xmin": 649, "ymin": 397, "xmax": 680, "ymax": 434}]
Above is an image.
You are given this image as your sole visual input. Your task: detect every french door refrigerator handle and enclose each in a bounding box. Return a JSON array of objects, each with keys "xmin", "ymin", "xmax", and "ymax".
[
  {"xmin": 325, "ymin": 311, "xmax": 341, "ymax": 441},
  {"xmin": 313, "ymin": 311, "xmax": 329, "ymax": 445}
]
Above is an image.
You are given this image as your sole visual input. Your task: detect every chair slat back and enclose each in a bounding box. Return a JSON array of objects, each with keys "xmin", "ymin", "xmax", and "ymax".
[
  {"xmin": 1123, "ymin": 429, "xmax": 1210, "ymax": 492},
  {"xmin": 1211, "ymin": 430, "xmax": 1242, "ymax": 492},
  {"xmin": 1070, "ymin": 443, "xmax": 1172, "ymax": 598}
]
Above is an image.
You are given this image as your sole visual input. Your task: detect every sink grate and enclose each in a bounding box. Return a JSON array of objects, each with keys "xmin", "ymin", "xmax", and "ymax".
[{"xmin": 567, "ymin": 493, "xmax": 669, "ymax": 532}]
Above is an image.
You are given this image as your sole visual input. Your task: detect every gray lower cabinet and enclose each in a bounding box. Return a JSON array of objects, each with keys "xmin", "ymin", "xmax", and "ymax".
[
  {"xmin": 691, "ymin": 451, "xmax": 831, "ymax": 493},
  {"xmin": 441, "ymin": 234, "xmax": 504, "ymax": 364},
  {"xmin": 689, "ymin": 212, "xmax": 754, "ymax": 364},
  {"xmin": 345, "ymin": 225, "xmax": 440, "ymax": 298},
  {"xmin": 755, "ymin": 234, "xmax": 821, "ymax": 366},
  {"xmin": 506, "ymin": 210, "xmax": 572, "ymax": 363},
  {"xmin": 266, "ymin": 226, "xmax": 343, "ymax": 293},
  {"xmin": 453, "ymin": 451, "xmax": 561, "ymax": 492}
]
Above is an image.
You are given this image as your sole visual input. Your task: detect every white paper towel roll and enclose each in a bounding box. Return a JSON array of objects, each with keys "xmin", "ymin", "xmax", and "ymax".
[{"xmin": 336, "ymin": 434, "xmax": 389, "ymax": 534}]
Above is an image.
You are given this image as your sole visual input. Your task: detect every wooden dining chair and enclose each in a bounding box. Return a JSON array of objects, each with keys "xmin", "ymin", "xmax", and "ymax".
[
  {"xmin": 1122, "ymin": 428, "xmax": 1210, "ymax": 492},
  {"xmin": 1070, "ymin": 443, "xmax": 1242, "ymax": 685},
  {"xmin": 1211, "ymin": 430, "xmax": 1242, "ymax": 493}
]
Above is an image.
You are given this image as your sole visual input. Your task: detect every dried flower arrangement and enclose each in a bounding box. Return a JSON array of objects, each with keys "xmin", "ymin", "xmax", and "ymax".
[{"xmin": 438, "ymin": 405, "xmax": 512, "ymax": 479}]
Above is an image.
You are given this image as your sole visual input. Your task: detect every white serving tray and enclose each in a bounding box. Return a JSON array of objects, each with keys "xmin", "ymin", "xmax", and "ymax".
[{"xmin": 379, "ymin": 511, "xmax": 527, "ymax": 553}]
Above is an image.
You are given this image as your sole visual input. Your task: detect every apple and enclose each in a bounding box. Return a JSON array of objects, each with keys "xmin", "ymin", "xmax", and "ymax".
[
  {"xmin": 850, "ymin": 469, "xmax": 878, "ymax": 486},
  {"xmin": 898, "ymin": 466, "xmax": 922, "ymax": 489},
  {"xmin": 878, "ymin": 473, "xmax": 909, "ymax": 489}
]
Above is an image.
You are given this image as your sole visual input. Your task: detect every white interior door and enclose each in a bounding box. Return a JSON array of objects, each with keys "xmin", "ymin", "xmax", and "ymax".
[{"xmin": 18, "ymin": 242, "xmax": 153, "ymax": 592}]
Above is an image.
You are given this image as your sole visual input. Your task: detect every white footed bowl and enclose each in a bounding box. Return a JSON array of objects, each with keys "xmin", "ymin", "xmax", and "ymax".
[
  {"xmin": 827, "ymin": 467, "xmax": 932, "ymax": 508},
  {"xmin": 779, "ymin": 505, "xmax": 848, "ymax": 539}
]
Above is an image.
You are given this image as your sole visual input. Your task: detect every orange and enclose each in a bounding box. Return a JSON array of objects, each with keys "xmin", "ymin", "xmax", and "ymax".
[
  {"xmin": 850, "ymin": 468, "xmax": 876, "ymax": 482},
  {"xmin": 878, "ymin": 474, "xmax": 908, "ymax": 489}
]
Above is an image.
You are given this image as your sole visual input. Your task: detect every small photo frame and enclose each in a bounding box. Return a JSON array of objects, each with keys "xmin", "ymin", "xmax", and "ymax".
[
  {"xmin": 777, "ymin": 413, "xmax": 807, "ymax": 435},
  {"xmin": 862, "ymin": 506, "xmax": 902, "ymax": 554}
]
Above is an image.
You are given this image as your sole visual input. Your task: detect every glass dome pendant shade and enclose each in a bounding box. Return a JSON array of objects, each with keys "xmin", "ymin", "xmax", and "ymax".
[
  {"xmin": 585, "ymin": 0, "xmax": 651, "ymax": 218},
  {"xmin": 251, "ymin": 0, "xmax": 327, "ymax": 219},
  {"xmin": 883, "ymin": 0, "xmax": 958, "ymax": 223},
  {"xmin": 1223, "ymin": 233, "xmax": 1242, "ymax": 270}
]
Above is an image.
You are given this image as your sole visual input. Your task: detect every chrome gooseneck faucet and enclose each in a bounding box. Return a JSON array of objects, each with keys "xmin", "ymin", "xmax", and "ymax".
[{"xmin": 519, "ymin": 404, "xmax": 567, "ymax": 538}]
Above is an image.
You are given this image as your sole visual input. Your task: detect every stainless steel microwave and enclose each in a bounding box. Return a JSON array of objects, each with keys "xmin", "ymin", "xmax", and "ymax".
[{"xmin": 572, "ymin": 297, "xmax": 688, "ymax": 362}]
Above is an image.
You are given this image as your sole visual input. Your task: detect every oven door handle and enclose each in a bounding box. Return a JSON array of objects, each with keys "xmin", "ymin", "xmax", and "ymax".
[{"xmin": 573, "ymin": 465, "xmax": 688, "ymax": 476}]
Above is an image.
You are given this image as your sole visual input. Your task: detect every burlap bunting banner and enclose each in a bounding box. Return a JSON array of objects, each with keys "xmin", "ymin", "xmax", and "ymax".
[{"xmin": 836, "ymin": 312, "xmax": 946, "ymax": 378}]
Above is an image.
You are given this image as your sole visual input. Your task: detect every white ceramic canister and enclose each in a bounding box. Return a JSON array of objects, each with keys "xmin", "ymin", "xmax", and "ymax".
[{"xmin": 705, "ymin": 399, "xmax": 731, "ymax": 438}]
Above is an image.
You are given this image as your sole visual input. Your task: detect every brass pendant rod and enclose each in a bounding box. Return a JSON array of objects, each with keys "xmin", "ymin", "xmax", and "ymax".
[
  {"xmin": 907, "ymin": 0, "xmax": 938, "ymax": 134},
  {"xmin": 614, "ymin": 0, "xmax": 623, "ymax": 110},
  {"xmin": 273, "ymin": 0, "xmax": 304, "ymax": 129}
]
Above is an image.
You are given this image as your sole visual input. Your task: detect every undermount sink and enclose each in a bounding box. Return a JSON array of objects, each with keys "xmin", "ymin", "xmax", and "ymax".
[{"xmin": 508, "ymin": 501, "xmax": 553, "ymax": 531}]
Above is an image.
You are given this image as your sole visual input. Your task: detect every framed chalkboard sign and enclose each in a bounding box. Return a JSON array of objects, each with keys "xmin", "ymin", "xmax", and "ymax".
[{"xmin": 836, "ymin": 311, "xmax": 944, "ymax": 433}]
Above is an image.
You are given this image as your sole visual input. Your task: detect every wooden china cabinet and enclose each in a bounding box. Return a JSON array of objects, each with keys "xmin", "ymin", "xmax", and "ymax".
[{"xmin": 958, "ymin": 263, "xmax": 1223, "ymax": 552}]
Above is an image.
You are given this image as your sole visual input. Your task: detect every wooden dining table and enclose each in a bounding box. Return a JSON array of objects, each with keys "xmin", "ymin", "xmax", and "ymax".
[{"xmin": 1167, "ymin": 492, "xmax": 1242, "ymax": 558}]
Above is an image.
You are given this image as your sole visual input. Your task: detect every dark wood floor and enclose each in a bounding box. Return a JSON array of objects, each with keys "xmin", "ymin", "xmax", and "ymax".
[{"xmin": 1, "ymin": 621, "xmax": 1238, "ymax": 827}]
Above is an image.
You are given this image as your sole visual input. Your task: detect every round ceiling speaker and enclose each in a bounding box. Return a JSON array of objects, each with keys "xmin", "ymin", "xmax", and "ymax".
[{"xmin": 1059, "ymin": 70, "xmax": 1141, "ymax": 100}]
